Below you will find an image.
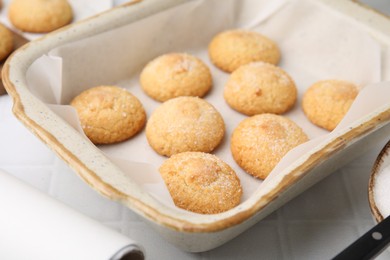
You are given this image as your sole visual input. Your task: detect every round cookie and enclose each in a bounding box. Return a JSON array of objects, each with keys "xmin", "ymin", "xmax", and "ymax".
[
  {"xmin": 224, "ymin": 62, "xmax": 297, "ymax": 116},
  {"xmin": 70, "ymin": 86, "xmax": 146, "ymax": 145},
  {"xmin": 0, "ymin": 23, "xmax": 13, "ymax": 61},
  {"xmin": 231, "ymin": 114, "xmax": 308, "ymax": 179},
  {"xmin": 302, "ymin": 80, "xmax": 358, "ymax": 131},
  {"xmin": 146, "ymin": 97, "xmax": 225, "ymax": 157},
  {"xmin": 140, "ymin": 53, "xmax": 212, "ymax": 102},
  {"xmin": 208, "ymin": 29, "xmax": 280, "ymax": 73},
  {"xmin": 8, "ymin": 0, "xmax": 73, "ymax": 33},
  {"xmin": 159, "ymin": 152, "xmax": 242, "ymax": 214}
]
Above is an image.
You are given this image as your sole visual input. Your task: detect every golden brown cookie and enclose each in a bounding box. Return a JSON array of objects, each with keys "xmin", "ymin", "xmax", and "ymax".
[
  {"xmin": 208, "ymin": 29, "xmax": 280, "ymax": 73},
  {"xmin": 146, "ymin": 97, "xmax": 225, "ymax": 157},
  {"xmin": 0, "ymin": 23, "xmax": 13, "ymax": 61},
  {"xmin": 224, "ymin": 62, "xmax": 297, "ymax": 116},
  {"xmin": 159, "ymin": 152, "xmax": 242, "ymax": 214},
  {"xmin": 70, "ymin": 86, "xmax": 146, "ymax": 145},
  {"xmin": 302, "ymin": 80, "xmax": 358, "ymax": 131},
  {"xmin": 140, "ymin": 53, "xmax": 212, "ymax": 102},
  {"xmin": 8, "ymin": 0, "xmax": 73, "ymax": 33},
  {"xmin": 231, "ymin": 114, "xmax": 308, "ymax": 179}
]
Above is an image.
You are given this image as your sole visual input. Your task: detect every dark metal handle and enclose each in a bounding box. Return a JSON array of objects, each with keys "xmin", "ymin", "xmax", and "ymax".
[{"xmin": 332, "ymin": 215, "xmax": 390, "ymax": 260}]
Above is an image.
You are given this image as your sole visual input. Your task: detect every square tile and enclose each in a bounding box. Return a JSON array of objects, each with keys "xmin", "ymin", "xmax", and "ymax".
[
  {"xmin": 0, "ymin": 97, "xmax": 56, "ymax": 166},
  {"xmin": 376, "ymin": 249, "xmax": 390, "ymax": 260},
  {"xmin": 0, "ymin": 166, "xmax": 53, "ymax": 193},
  {"xmin": 341, "ymin": 166, "xmax": 374, "ymax": 219},
  {"xmin": 205, "ymin": 223, "xmax": 282, "ymax": 260},
  {"xmin": 102, "ymin": 221, "xmax": 123, "ymax": 234},
  {"xmin": 49, "ymin": 158, "xmax": 124, "ymax": 222},
  {"xmin": 360, "ymin": 0, "xmax": 390, "ymax": 16},
  {"xmin": 262, "ymin": 209, "xmax": 279, "ymax": 221},
  {"xmin": 282, "ymin": 171, "xmax": 353, "ymax": 220},
  {"xmin": 122, "ymin": 222, "xmax": 201, "ymax": 260},
  {"xmin": 287, "ymin": 222, "xmax": 359, "ymax": 260},
  {"xmin": 123, "ymin": 207, "xmax": 143, "ymax": 222},
  {"xmin": 345, "ymin": 144, "xmax": 384, "ymax": 168}
]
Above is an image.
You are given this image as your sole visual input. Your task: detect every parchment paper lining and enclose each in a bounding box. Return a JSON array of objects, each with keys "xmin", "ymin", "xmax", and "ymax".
[{"xmin": 26, "ymin": 0, "xmax": 390, "ymax": 209}]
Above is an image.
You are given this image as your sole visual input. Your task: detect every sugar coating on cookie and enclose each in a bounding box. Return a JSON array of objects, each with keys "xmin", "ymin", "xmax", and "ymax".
[
  {"xmin": 208, "ymin": 29, "xmax": 280, "ymax": 73},
  {"xmin": 231, "ymin": 114, "xmax": 308, "ymax": 180},
  {"xmin": 70, "ymin": 86, "xmax": 146, "ymax": 145},
  {"xmin": 302, "ymin": 80, "xmax": 358, "ymax": 131},
  {"xmin": 224, "ymin": 62, "xmax": 297, "ymax": 116},
  {"xmin": 140, "ymin": 53, "xmax": 212, "ymax": 102},
  {"xmin": 8, "ymin": 0, "xmax": 73, "ymax": 33},
  {"xmin": 0, "ymin": 23, "xmax": 13, "ymax": 61},
  {"xmin": 146, "ymin": 97, "xmax": 225, "ymax": 157},
  {"xmin": 159, "ymin": 152, "xmax": 242, "ymax": 214}
]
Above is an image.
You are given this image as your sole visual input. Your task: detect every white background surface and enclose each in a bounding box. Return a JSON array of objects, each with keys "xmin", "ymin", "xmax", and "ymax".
[{"xmin": 1, "ymin": 0, "xmax": 390, "ymax": 259}]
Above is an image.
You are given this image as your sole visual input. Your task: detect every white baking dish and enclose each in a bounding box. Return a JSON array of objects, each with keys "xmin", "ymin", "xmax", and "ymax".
[{"xmin": 3, "ymin": 0, "xmax": 390, "ymax": 252}]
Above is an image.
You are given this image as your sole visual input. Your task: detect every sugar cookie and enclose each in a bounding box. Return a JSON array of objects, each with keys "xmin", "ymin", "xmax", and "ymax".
[
  {"xmin": 8, "ymin": 0, "xmax": 73, "ymax": 33},
  {"xmin": 0, "ymin": 23, "xmax": 13, "ymax": 61},
  {"xmin": 208, "ymin": 29, "xmax": 280, "ymax": 73},
  {"xmin": 231, "ymin": 114, "xmax": 308, "ymax": 179},
  {"xmin": 302, "ymin": 80, "xmax": 358, "ymax": 131},
  {"xmin": 146, "ymin": 97, "xmax": 225, "ymax": 157},
  {"xmin": 70, "ymin": 86, "xmax": 146, "ymax": 145},
  {"xmin": 140, "ymin": 53, "xmax": 212, "ymax": 102},
  {"xmin": 224, "ymin": 62, "xmax": 297, "ymax": 116},
  {"xmin": 159, "ymin": 152, "xmax": 242, "ymax": 214}
]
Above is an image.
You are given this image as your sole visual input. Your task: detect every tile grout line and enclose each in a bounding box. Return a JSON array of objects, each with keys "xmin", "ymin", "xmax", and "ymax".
[
  {"xmin": 340, "ymin": 167, "xmax": 370, "ymax": 236},
  {"xmin": 0, "ymin": 164, "xmax": 57, "ymax": 170},
  {"xmin": 119, "ymin": 204, "xmax": 127, "ymax": 235},
  {"xmin": 277, "ymin": 208, "xmax": 291, "ymax": 260},
  {"xmin": 47, "ymin": 157, "xmax": 62, "ymax": 197},
  {"xmin": 0, "ymin": 164, "xmax": 56, "ymax": 194}
]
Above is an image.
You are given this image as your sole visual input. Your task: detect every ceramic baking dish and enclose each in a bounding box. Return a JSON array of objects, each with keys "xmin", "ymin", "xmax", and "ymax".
[{"xmin": 3, "ymin": 0, "xmax": 390, "ymax": 252}]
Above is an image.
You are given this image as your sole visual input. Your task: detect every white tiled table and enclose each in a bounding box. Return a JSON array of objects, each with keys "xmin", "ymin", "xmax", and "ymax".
[{"xmin": 1, "ymin": 0, "xmax": 390, "ymax": 259}]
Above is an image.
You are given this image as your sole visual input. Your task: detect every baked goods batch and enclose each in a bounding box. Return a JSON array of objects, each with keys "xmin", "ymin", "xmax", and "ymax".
[{"xmin": 67, "ymin": 29, "xmax": 359, "ymax": 214}]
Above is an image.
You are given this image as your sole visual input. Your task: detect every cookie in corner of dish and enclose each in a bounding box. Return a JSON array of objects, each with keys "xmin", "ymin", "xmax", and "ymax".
[
  {"xmin": 302, "ymin": 79, "xmax": 359, "ymax": 131},
  {"xmin": 159, "ymin": 151, "xmax": 243, "ymax": 214}
]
